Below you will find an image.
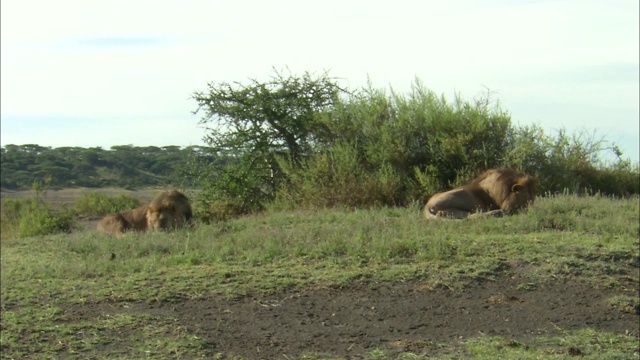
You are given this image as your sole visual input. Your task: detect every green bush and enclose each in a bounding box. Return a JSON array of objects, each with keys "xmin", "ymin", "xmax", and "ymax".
[
  {"xmin": 74, "ymin": 192, "xmax": 140, "ymax": 217},
  {"xmin": 505, "ymin": 126, "xmax": 639, "ymax": 196},
  {"xmin": 279, "ymin": 81, "xmax": 638, "ymax": 206},
  {"xmin": 275, "ymin": 142, "xmax": 404, "ymax": 209},
  {"xmin": 317, "ymin": 83, "xmax": 512, "ymax": 187},
  {"xmin": 194, "ymin": 196, "xmax": 248, "ymax": 223},
  {"xmin": 1, "ymin": 198, "xmax": 73, "ymax": 239},
  {"xmin": 274, "ymin": 81, "xmax": 513, "ymax": 208},
  {"xmin": 192, "ymin": 72, "xmax": 639, "ymax": 211}
]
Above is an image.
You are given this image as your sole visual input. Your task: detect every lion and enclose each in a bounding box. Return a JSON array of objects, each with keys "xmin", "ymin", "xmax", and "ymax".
[
  {"xmin": 146, "ymin": 190, "xmax": 193, "ymax": 231},
  {"xmin": 96, "ymin": 205, "xmax": 149, "ymax": 236},
  {"xmin": 424, "ymin": 168, "xmax": 536, "ymax": 220}
]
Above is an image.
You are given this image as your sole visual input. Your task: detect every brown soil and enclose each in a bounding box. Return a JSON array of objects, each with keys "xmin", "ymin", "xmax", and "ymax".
[{"xmin": 63, "ymin": 277, "xmax": 639, "ymax": 358}]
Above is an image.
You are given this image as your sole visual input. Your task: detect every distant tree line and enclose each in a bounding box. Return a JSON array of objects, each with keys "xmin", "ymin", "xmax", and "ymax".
[{"xmin": 0, "ymin": 144, "xmax": 216, "ymax": 190}]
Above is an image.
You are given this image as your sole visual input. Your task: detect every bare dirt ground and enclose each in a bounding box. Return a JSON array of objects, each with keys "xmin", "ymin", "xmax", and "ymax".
[{"xmin": 63, "ymin": 276, "xmax": 639, "ymax": 358}]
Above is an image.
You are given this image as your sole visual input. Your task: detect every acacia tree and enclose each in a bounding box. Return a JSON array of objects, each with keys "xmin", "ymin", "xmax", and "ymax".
[{"xmin": 191, "ymin": 69, "xmax": 343, "ymax": 213}]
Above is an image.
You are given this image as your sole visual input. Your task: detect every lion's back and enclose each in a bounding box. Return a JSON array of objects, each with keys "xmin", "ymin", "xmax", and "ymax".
[
  {"xmin": 97, "ymin": 205, "xmax": 149, "ymax": 236},
  {"xmin": 119, "ymin": 205, "xmax": 150, "ymax": 232},
  {"xmin": 96, "ymin": 213, "xmax": 127, "ymax": 236}
]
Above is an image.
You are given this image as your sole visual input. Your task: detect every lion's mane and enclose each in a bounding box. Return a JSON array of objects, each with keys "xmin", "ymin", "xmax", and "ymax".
[{"xmin": 146, "ymin": 190, "xmax": 193, "ymax": 231}]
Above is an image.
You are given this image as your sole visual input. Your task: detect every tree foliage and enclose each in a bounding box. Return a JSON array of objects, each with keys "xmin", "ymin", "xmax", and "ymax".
[{"xmin": 190, "ymin": 69, "xmax": 344, "ymax": 214}]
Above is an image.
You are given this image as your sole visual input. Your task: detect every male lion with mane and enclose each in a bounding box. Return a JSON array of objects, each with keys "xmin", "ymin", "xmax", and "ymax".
[
  {"xmin": 146, "ymin": 190, "xmax": 193, "ymax": 231},
  {"xmin": 96, "ymin": 205, "xmax": 149, "ymax": 236},
  {"xmin": 424, "ymin": 168, "xmax": 536, "ymax": 220}
]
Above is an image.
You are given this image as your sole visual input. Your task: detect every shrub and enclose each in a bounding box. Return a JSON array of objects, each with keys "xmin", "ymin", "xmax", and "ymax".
[
  {"xmin": 191, "ymin": 72, "xmax": 639, "ymax": 210},
  {"xmin": 274, "ymin": 81, "xmax": 513, "ymax": 208},
  {"xmin": 505, "ymin": 126, "xmax": 639, "ymax": 197},
  {"xmin": 195, "ymin": 196, "xmax": 248, "ymax": 223},
  {"xmin": 275, "ymin": 142, "xmax": 404, "ymax": 209},
  {"xmin": 1, "ymin": 198, "xmax": 74, "ymax": 239},
  {"xmin": 74, "ymin": 192, "xmax": 140, "ymax": 217}
]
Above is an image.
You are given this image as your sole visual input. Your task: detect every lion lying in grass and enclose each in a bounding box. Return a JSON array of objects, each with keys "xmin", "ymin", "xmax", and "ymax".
[
  {"xmin": 96, "ymin": 189, "xmax": 192, "ymax": 236},
  {"xmin": 96, "ymin": 205, "xmax": 149, "ymax": 236},
  {"xmin": 424, "ymin": 168, "xmax": 536, "ymax": 220}
]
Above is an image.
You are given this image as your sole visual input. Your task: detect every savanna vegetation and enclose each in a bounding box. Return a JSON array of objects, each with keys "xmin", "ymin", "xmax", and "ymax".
[
  {"xmin": 1, "ymin": 70, "xmax": 638, "ymax": 359},
  {"xmin": 188, "ymin": 70, "xmax": 638, "ymax": 221},
  {"xmin": 2, "ymin": 70, "xmax": 638, "ymax": 221}
]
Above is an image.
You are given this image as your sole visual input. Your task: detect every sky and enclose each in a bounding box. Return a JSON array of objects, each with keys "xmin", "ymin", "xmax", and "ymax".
[{"xmin": 2, "ymin": 0, "xmax": 638, "ymax": 162}]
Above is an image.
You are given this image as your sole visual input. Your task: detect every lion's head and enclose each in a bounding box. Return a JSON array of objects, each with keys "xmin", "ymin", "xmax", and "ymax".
[
  {"xmin": 146, "ymin": 190, "xmax": 193, "ymax": 231},
  {"xmin": 476, "ymin": 168, "xmax": 536, "ymax": 213}
]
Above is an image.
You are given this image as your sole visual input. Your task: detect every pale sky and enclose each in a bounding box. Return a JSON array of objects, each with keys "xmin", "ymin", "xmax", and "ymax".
[{"xmin": 1, "ymin": 0, "xmax": 638, "ymax": 162}]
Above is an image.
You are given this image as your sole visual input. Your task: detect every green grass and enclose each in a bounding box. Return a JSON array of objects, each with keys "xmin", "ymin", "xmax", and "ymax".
[
  {"xmin": 357, "ymin": 328, "xmax": 639, "ymax": 359},
  {"xmin": 445, "ymin": 329, "xmax": 638, "ymax": 360},
  {"xmin": 1, "ymin": 194, "xmax": 638, "ymax": 359}
]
